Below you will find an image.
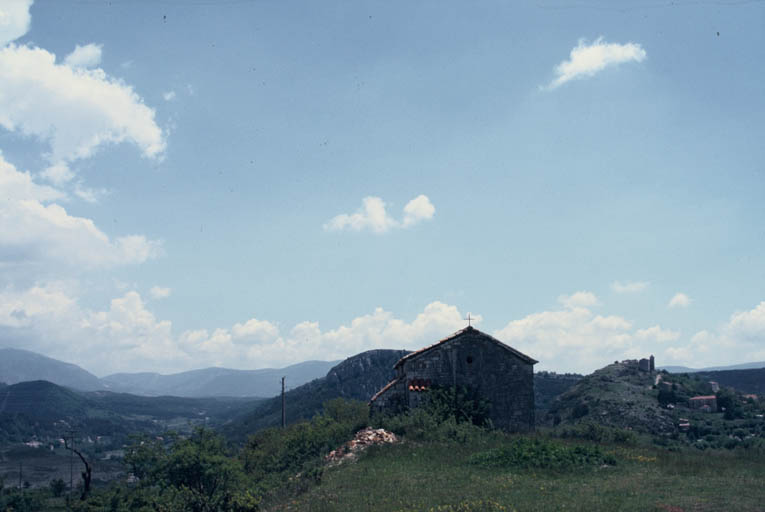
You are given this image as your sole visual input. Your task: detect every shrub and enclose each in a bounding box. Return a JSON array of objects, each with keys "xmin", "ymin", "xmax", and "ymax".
[
  {"xmin": 554, "ymin": 422, "xmax": 636, "ymax": 445},
  {"xmin": 469, "ymin": 437, "xmax": 616, "ymax": 470}
]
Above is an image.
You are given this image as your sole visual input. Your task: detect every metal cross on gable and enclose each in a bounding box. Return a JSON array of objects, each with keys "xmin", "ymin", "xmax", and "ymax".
[{"xmin": 465, "ymin": 313, "xmax": 474, "ymax": 327}]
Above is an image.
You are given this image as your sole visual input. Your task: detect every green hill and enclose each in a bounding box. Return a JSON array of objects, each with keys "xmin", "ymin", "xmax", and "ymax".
[
  {"xmin": 223, "ymin": 349, "xmax": 408, "ymax": 441},
  {"xmin": 0, "ymin": 380, "xmax": 264, "ymax": 447},
  {"xmin": 545, "ymin": 360, "xmax": 677, "ymax": 435}
]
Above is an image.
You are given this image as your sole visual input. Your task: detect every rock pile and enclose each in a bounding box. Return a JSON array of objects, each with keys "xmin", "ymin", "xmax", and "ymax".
[{"xmin": 325, "ymin": 427, "xmax": 398, "ymax": 466}]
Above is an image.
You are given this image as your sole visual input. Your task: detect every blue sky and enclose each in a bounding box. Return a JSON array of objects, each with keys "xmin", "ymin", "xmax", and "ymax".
[{"xmin": 0, "ymin": 0, "xmax": 763, "ymax": 375}]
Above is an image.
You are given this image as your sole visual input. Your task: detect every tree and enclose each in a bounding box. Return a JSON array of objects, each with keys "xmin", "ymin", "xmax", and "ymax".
[
  {"xmin": 50, "ymin": 478, "xmax": 67, "ymax": 497},
  {"xmin": 65, "ymin": 436, "xmax": 92, "ymax": 501},
  {"xmin": 126, "ymin": 428, "xmax": 259, "ymax": 512}
]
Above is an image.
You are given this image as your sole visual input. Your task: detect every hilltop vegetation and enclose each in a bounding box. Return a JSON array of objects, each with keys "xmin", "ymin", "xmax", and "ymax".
[{"xmin": 544, "ymin": 360, "xmax": 765, "ymax": 451}]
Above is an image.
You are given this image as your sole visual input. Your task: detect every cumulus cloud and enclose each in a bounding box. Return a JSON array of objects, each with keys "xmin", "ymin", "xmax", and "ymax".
[
  {"xmin": 324, "ymin": 195, "xmax": 435, "ymax": 233},
  {"xmin": 558, "ymin": 291, "xmax": 599, "ymax": 309},
  {"xmin": 546, "ymin": 37, "xmax": 646, "ymax": 89},
  {"xmin": 495, "ymin": 303, "xmax": 632, "ymax": 373},
  {"xmin": 163, "ymin": 91, "xmax": 176, "ymax": 101},
  {"xmin": 611, "ymin": 280, "xmax": 649, "ymax": 294},
  {"xmin": 63, "ymin": 43, "xmax": 102, "ymax": 68},
  {"xmin": 664, "ymin": 302, "xmax": 765, "ymax": 367},
  {"xmin": 0, "ymin": 0, "xmax": 32, "ymax": 46},
  {"xmin": 0, "ymin": 43, "xmax": 165, "ymax": 165},
  {"xmin": 402, "ymin": 194, "xmax": 436, "ymax": 227},
  {"xmin": 4, "ymin": 281, "xmax": 760, "ymax": 375},
  {"xmin": 635, "ymin": 325, "xmax": 680, "ymax": 343},
  {"xmin": 40, "ymin": 163, "xmax": 75, "ymax": 185},
  {"xmin": 149, "ymin": 286, "xmax": 171, "ymax": 299},
  {"xmin": 0, "ymin": 154, "xmax": 161, "ymax": 272},
  {"xmin": 495, "ymin": 290, "xmax": 691, "ymax": 373},
  {"xmin": 0, "ymin": 285, "xmax": 472, "ymax": 374},
  {"xmin": 668, "ymin": 292, "xmax": 691, "ymax": 309}
]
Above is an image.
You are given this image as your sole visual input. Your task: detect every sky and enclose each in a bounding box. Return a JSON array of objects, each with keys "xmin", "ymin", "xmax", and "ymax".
[{"xmin": 0, "ymin": 0, "xmax": 764, "ymax": 376}]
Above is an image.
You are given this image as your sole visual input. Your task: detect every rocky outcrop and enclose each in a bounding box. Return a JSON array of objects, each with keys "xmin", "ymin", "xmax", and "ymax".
[{"xmin": 325, "ymin": 427, "xmax": 399, "ymax": 466}]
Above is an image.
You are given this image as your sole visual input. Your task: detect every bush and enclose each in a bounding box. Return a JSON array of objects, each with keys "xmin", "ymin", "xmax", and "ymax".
[
  {"xmin": 469, "ymin": 437, "xmax": 617, "ymax": 470},
  {"xmin": 241, "ymin": 399, "xmax": 369, "ymax": 490},
  {"xmin": 554, "ymin": 422, "xmax": 636, "ymax": 445},
  {"xmin": 376, "ymin": 387, "xmax": 492, "ymax": 443},
  {"xmin": 123, "ymin": 428, "xmax": 259, "ymax": 511}
]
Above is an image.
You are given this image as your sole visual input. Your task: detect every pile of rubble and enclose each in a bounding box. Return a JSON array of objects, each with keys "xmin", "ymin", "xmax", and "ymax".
[{"xmin": 325, "ymin": 427, "xmax": 398, "ymax": 466}]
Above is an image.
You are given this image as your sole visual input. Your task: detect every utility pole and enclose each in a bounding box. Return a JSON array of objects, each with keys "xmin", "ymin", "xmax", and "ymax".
[
  {"xmin": 281, "ymin": 376, "xmax": 286, "ymax": 428},
  {"xmin": 18, "ymin": 461, "xmax": 22, "ymax": 490},
  {"xmin": 66, "ymin": 430, "xmax": 77, "ymax": 497}
]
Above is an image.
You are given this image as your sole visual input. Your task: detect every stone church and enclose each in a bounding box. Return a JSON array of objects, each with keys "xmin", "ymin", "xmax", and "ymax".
[{"xmin": 370, "ymin": 326, "xmax": 537, "ymax": 431}]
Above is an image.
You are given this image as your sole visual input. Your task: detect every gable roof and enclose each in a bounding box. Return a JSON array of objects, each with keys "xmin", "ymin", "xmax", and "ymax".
[{"xmin": 394, "ymin": 326, "xmax": 537, "ymax": 368}]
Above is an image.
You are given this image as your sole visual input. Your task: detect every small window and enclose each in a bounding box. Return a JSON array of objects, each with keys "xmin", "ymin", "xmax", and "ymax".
[{"xmin": 466, "ymin": 355, "xmax": 473, "ymax": 364}]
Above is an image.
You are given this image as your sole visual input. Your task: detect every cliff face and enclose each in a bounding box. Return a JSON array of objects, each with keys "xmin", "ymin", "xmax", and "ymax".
[{"xmin": 324, "ymin": 349, "xmax": 410, "ymax": 400}]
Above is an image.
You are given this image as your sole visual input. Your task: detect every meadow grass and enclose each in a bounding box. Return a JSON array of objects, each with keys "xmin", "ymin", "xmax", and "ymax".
[{"xmin": 267, "ymin": 435, "xmax": 765, "ymax": 512}]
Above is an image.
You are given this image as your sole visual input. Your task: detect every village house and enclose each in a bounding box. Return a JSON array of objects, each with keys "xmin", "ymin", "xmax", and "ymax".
[
  {"xmin": 689, "ymin": 395, "xmax": 717, "ymax": 412},
  {"xmin": 370, "ymin": 326, "xmax": 537, "ymax": 431}
]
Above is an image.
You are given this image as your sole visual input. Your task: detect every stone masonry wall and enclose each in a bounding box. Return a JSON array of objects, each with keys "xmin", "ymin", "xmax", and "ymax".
[{"xmin": 392, "ymin": 330, "xmax": 535, "ymax": 431}]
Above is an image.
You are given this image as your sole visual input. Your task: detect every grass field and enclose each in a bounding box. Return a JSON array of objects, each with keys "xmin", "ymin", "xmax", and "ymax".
[{"xmin": 268, "ymin": 435, "xmax": 765, "ymax": 512}]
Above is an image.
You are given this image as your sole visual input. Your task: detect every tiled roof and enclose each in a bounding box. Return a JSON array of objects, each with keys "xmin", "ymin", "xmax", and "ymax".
[
  {"xmin": 369, "ymin": 377, "xmax": 401, "ymax": 403},
  {"xmin": 689, "ymin": 395, "xmax": 717, "ymax": 400},
  {"xmin": 393, "ymin": 326, "xmax": 538, "ymax": 368}
]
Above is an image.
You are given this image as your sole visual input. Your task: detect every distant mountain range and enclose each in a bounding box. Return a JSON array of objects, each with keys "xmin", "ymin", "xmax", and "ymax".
[
  {"xmin": 0, "ymin": 348, "xmax": 104, "ymax": 391},
  {"xmin": 661, "ymin": 362, "xmax": 765, "ymax": 373},
  {"xmin": 101, "ymin": 360, "xmax": 338, "ymax": 397},
  {"xmin": 0, "ymin": 347, "xmax": 338, "ymax": 397}
]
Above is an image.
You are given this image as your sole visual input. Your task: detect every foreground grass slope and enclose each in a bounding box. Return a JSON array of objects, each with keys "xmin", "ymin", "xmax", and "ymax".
[{"xmin": 274, "ymin": 434, "xmax": 765, "ymax": 512}]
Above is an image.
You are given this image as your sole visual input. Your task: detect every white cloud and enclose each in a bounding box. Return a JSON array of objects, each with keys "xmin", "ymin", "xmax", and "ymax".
[
  {"xmin": 402, "ymin": 194, "xmax": 435, "ymax": 227},
  {"xmin": 2, "ymin": 280, "xmax": 760, "ymax": 376},
  {"xmin": 0, "ymin": 43, "xmax": 165, "ymax": 165},
  {"xmin": 495, "ymin": 303, "xmax": 633, "ymax": 373},
  {"xmin": 231, "ymin": 317, "xmax": 279, "ymax": 344},
  {"xmin": 546, "ymin": 37, "xmax": 646, "ymax": 89},
  {"xmin": 63, "ymin": 43, "xmax": 102, "ymax": 68},
  {"xmin": 726, "ymin": 301, "xmax": 765, "ymax": 343},
  {"xmin": 149, "ymin": 286, "xmax": 171, "ymax": 299},
  {"xmin": 635, "ymin": 325, "xmax": 680, "ymax": 343},
  {"xmin": 611, "ymin": 280, "xmax": 649, "ymax": 294},
  {"xmin": 0, "ymin": 154, "xmax": 161, "ymax": 271},
  {"xmin": 324, "ymin": 194, "xmax": 435, "ymax": 233},
  {"xmin": 73, "ymin": 183, "xmax": 109, "ymax": 204},
  {"xmin": 324, "ymin": 196, "xmax": 397, "ymax": 233},
  {"xmin": 558, "ymin": 291, "xmax": 599, "ymax": 309},
  {"xmin": 0, "ymin": 285, "xmax": 472, "ymax": 374},
  {"xmin": 0, "ymin": 0, "xmax": 32, "ymax": 46},
  {"xmin": 668, "ymin": 292, "xmax": 691, "ymax": 309},
  {"xmin": 163, "ymin": 90, "xmax": 176, "ymax": 101},
  {"xmin": 664, "ymin": 302, "xmax": 765, "ymax": 367},
  {"xmin": 40, "ymin": 162, "xmax": 75, "ymax": 185}
]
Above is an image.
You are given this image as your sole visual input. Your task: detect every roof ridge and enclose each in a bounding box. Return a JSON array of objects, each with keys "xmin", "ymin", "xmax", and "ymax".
[{"xmin": 393, "ymin": 326, "xmax": 537, "ymax": 368}]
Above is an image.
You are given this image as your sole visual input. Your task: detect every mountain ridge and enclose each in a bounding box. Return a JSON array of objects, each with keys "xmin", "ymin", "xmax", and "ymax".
[{"xmin": 0, "ymin": 346, "xmax": 338, "ymax": 397}]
